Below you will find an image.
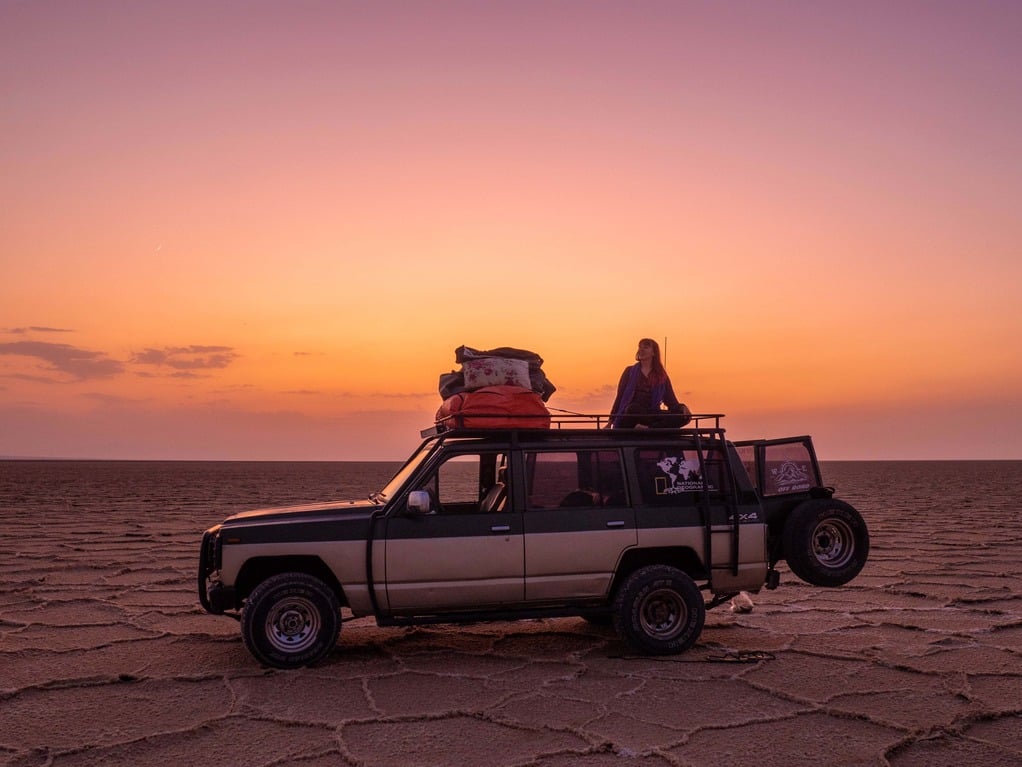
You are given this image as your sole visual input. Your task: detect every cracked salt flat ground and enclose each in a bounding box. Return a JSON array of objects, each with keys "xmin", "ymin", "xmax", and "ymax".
[{"xmin": 1, "ymin": 465, "xmax": 1021, "ymax": 767}]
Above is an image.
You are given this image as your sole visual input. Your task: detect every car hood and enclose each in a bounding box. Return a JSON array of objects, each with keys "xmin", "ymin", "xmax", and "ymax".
[{"xmin": 222, "ymin": 498, "xmax": 383, "ymax": 525}]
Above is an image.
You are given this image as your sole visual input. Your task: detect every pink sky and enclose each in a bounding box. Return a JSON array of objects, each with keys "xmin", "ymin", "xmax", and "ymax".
[{"xmin": 2, "ymin": 1, "xmax": 1021, "ymax": 460}]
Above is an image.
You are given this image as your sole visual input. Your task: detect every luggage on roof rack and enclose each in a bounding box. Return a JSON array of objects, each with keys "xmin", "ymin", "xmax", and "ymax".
[
  {"xmin": 436, "ymin": 385, "xmax": 551, "ymax": 430},
  {"xmin": 438, "ymin": 345, "xmax": 556, "ymax": 402}
]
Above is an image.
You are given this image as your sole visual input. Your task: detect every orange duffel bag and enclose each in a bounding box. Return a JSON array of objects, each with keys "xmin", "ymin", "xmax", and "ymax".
[{"xmin": 436, "ymin": 385, "xmax": 551, "ymax": 430}]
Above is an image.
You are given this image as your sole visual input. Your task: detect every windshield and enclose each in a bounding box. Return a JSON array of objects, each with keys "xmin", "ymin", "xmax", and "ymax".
[{"xmin": 373, "ymin": 440, "xmax": 437, "ymax": 503}]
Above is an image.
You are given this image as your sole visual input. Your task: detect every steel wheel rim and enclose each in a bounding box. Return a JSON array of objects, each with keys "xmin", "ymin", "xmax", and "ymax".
[
  {"xmin": 639, "ymin": 587, "xmax": 686, "ymax": 640},
  {"xmin": 812, "ymin": 517, "xmax": 855, "ymax": 568},
  {"xmin": 265, "ymin": 596, "xmax": 320, "ymax": 653}
]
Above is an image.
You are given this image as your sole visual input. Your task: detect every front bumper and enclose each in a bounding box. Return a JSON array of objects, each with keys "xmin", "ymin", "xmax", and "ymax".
[{"xmin": 198, "ymin": 527, "xmax": 232, "ymax": 614}]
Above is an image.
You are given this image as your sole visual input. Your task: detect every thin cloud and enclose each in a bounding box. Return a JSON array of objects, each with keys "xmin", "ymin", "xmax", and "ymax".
[
  {"xmin": 4, "ymin": 326, "xmax": 74, "ymax": 335},
  {"xmin": 0, "ymin": 341, "xmax": 124, "ymax": 380},
  {"xmin": 211, "ymin": 383, "xmax": 256, "ymax": 392},
  {"xmin": 131, "ymin": 345, "xmax": 238, "ymax": 371},
  {"xmin": 371, "ymin": 390, "xmax": 436, "ymax": 399},
  {"xmin": 589, "ymin": 384, "xmax": 617, "ymax": 397},
  {"xmin": 81, "ymin": 392, "xmax": 149, "ymax": 406},
  {"xmin": 9, "ymin": 372, "xmax": 64, "ymax": 384}
]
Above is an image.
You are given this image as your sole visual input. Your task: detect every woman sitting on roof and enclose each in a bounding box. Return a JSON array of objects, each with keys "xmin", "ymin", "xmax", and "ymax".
[{"xmin": 609, "ymin": 338, "xmax": 690, "ymax": 428}]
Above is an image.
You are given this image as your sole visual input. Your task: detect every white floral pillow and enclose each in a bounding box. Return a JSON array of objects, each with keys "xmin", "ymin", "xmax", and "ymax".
[{"xmin": 462, "ymin": 357, "xmax": 531, "ymax": 391}]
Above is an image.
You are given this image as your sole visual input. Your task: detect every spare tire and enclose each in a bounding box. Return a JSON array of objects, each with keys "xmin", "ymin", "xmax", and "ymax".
[{"xmin": 782, "ymin": 499, "xmax": 869, "ymax": 587}]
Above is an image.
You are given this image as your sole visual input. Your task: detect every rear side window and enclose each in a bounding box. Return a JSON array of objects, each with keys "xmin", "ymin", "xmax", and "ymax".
[
  {"xmin": 735, "ymin": 444, "xmax": 757, "ymax": 491},
  {"xmin": 525, "ymin": 450, "xmax": 626, "ymax": 509},
  {"xmin": 635, "ymin": 448, "xmax": 726, "ymax": 505}
]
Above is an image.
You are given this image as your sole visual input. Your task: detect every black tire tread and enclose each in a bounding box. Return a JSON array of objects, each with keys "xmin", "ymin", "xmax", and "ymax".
[
  {"xmin": 612, "ymin": 564, "xmax": 705, "ymax": 655},
  {"xmin": 241, "ymin": 572, "xmax": 341, "ymax": 669}
]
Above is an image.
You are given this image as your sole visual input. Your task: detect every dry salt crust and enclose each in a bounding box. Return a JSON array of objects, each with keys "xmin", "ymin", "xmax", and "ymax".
[{"xmin": 2, "ymin": 499, "xmax": 1021, "ymax": 767}]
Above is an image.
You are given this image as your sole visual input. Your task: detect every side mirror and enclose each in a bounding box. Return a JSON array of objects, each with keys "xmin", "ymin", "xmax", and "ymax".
[{"xmin": 406, "ymin": 490, "xmax": 433, "ymax": 515}]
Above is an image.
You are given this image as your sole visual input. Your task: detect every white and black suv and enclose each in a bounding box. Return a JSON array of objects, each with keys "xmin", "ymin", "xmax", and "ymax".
[{"xmin": 198, "ymin": 415, "xmax": 869, "ymax": 668}]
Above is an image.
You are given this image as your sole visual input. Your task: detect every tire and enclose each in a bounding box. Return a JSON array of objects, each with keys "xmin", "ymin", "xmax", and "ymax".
[
  {"xmin": 613, "ymin": 565, "xmax": 705, "ymax": 655},
  {"xmin": 241, "ymin": 572, "xmax": 341, "ymax": 669},
  {"xmin": 782, "ymin": 499, "xmax": 869, "ymax": 587}
]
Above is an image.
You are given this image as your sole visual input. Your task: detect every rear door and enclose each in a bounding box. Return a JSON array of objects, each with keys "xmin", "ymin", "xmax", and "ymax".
[{"xmin": 521, "ymin": 449, "xmax": 636, "ymax": 601}]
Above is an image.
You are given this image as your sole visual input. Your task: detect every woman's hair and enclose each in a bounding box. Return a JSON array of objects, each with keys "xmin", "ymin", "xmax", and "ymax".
[{"xmin": 637, "ymin": 338, "xmax": 668, "ymax": 385}]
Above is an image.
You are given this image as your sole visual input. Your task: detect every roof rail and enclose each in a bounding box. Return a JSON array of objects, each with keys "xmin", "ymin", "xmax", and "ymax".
[{"xmin": 421, "ymin": 412, "xmax": 726, "ymax": 438}]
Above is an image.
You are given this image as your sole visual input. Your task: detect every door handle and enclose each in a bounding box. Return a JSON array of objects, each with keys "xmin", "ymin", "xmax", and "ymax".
[
  {"xmin": 491, "ymin": 525, "xmax": 511, "ymax": 533},
  {"xmin": 606, "ymin": 520, "xmax": 625, "ymax": 528}
]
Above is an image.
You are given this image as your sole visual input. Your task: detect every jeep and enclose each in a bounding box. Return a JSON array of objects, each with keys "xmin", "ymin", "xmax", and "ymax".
[{"xmin": 198, "ymin": 414, "xmax": 868, "ymax": 668}]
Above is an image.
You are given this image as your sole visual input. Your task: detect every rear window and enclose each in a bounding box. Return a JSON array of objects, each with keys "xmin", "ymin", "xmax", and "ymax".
[{"xmin": 760, "ymin": 442, "xmax": 816, "ymax": 496}]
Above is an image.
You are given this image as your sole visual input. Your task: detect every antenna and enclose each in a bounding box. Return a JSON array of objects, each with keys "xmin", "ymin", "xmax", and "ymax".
[{"xmin": 663, "ymin": 336, "xmax": 667, "ymax": 366}]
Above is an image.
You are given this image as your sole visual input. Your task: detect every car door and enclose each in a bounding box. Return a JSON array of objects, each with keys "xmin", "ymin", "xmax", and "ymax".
[
  {"xmin": 384, "ymin": 449, "xmax": 524, "ymax": 613},
  {"xmin": 521, "ymin": 449, "xmax": 636, "ymax": 601}
]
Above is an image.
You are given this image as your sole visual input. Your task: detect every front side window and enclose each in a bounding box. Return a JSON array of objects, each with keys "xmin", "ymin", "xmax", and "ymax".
[
  {"xmin": 416, "ymin": 451, "xmax": 510, "ymax": 513},
  {"xmin": 525, "ymin": 450, "xmax": 626, "ymax": 509}
]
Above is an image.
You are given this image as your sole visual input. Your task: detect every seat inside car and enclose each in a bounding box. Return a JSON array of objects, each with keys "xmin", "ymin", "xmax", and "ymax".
[{"xmin": 480, "ymin": 466, "xmax": 507, "ymax": 512}]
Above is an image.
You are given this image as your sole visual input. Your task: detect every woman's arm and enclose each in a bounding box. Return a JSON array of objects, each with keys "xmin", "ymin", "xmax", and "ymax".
[
  {"xmin": 661, "ymin": 375, "xmax": 682, "ymax": 410},
  {"xmin": 609, "ymin": 366, "xmax": 631, "ymax": 417}
]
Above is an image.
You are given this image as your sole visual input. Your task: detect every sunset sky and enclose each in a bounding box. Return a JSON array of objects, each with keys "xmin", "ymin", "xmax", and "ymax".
[{"xmin": 2, "ymin": 1, "xmax": 1020, "ymax": 461}]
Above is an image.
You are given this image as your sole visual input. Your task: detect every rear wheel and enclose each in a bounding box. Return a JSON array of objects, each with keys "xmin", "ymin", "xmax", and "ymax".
[
  {"xmin": 783, "ymin": 499, "xmax": 869, "ymax": 587},
  {"xmin": 241, "ymin": 572, "xmax": 340, "ymax": 669},
  {"xmin": 613, "ymin": 565, "xmax": 705, "ymax": 655}
]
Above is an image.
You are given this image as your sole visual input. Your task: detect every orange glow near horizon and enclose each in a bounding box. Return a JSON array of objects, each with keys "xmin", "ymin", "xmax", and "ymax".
[{"xmin": 2, "ymin": 2, "xmax": 1021, "ymax": 460}]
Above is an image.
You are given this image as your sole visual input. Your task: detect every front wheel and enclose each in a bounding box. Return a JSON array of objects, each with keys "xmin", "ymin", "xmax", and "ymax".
[
  {"xmin": 241, "ymin": 572, "xmax": 341, "ymax": 669},
  {"xmin": 782, "ymin": 499, "xmax": 869, "ymax": 587},
  {"xmin": 613, "ymin": 565, "xmax": 705, "ymax": 655}
]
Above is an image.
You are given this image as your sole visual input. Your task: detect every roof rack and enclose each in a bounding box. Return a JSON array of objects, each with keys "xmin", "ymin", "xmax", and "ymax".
[{"xmin": 421, "ymin": 412, "xmax": 726, "ymax": 438}]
